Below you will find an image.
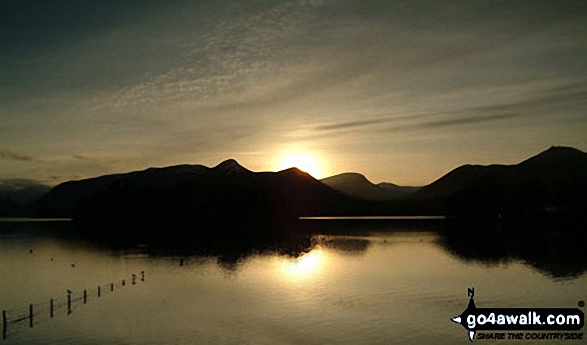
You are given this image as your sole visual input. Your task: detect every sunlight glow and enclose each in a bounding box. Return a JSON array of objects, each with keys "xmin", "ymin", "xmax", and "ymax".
[
  {"xmin": 276, "ymin": 152, "xmax": 323, "ymax": 179},
  {"xmin": 279, "ymin": 250, "xmax": 324, "ymax": 281}
]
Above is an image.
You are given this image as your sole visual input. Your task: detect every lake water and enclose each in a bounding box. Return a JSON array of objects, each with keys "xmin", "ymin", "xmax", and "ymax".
[{"xmin": 0, "ymin": 220, "xmax": 585, "ymax": 344}]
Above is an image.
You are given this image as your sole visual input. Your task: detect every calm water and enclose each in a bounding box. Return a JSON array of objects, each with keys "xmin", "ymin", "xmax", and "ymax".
[{"xmin": 0, "ymin": 221, "xmax": 585, "ymax": 344}]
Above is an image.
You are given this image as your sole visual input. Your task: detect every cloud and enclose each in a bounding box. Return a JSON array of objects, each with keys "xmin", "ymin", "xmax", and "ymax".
[
  {"xmin": 0, "ymin": 178, "xmax": 48, "ymax": 189},
  {"xmin": 309, "ymin": 81, "xmax": 587, "ymax": 136},
  {"xmin": 0, "ymin": 148, "xmax": 45, "ymax": 163},
  {"xmin": 314, "ymin": 118, "xmax": 394, "ymax": 131},
  {"xmin": 90, "ymin": 0, "xmax": 321, "ymax": 115},
  {"xmin": 72, "ymin": 155, "xmax": 95, "ymax": 161},
  {"xmin": 469, "ymin": 88, "xmax": 587, "ymax": 115},
  {"xmin": 1, "ymin": 1, "xmax": 586, "ymax": 185},
  {"xmin": 413, "ymin": 113, "xmax": 517, "ymax": 130}
]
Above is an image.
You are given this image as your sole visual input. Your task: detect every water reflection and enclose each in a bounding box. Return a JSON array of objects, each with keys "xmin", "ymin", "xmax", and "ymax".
[
  {"xmin": 319, "ymin": 237, "xmax": 371, "ymax": 256},
  {"xmin": 1, "ymin": 220, "xmax": 586, "ymax": 344},
  {"xmin": 438, "ymin": 218, "xmax": 587, "ymax": 280},
  {"xmin": 2, "ymin": 217, "xmax": 586, "ymax": 281},
  {"xmin": 279, "ymin": 250, "xmax": 325, "ymax": 281}
]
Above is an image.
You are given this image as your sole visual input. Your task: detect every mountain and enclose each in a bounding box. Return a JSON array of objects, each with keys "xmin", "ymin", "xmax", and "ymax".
[
  {"xmin": 35, "ymin": 160, "xmax": 380, "ymax": 245},
  {"xmin": 0, "ymin": 179, "xmax": 51, "ymax": 217},
  {"xmin": 31, "ymin": 146, "xmax": 587, "ymax": 237},
  {"xmin": 23, "ymin": 148, "xmax": 587, "ymax": 265},
  {"xmin": 377, "ymin": 182, "xmax": 420, "ymax": 198},
  {"xmin": 321, "ymin": 173, "xmax": 418, "ymax": 200},
  {"xmin": 35, "ymin": 163, "xmax": 211, "ymax": 217},
  {"xmin": 412, "ymin": 164, "xmax": 512, "ymax": 200},
  {"xmin": 513, "ymin": 146, "xmax": 587, "ymax": 184},
  {"xmin": 414, "ymin": 146, "xmax": 587, "ymax": 218}
]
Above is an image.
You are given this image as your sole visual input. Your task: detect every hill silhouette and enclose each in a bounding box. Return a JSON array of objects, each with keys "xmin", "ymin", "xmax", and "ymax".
[
  {"xmin": 321, "ymin": 173, "xmax": 418, "ymax": 200},
  {"xmin": 36, "ymin": 160, "xmax": 377, "ymax": 246},
  {"xmin": 26, "ymin": 146, "xmax": 587, "ymax": 247},
  {"xmin": 0, "ymin": 179, "xmax": 50, "ymax": 217},
  {"xmin": 411, "ymin": 146, "xmax": 587, "ymax": 220},
  {"xmin": 22, "ymin": 147, "xmax": 587, "ymax": 276},
  {"xmin": 377, "ymin": 182, "xmax": 420, "ymax": 198},
  {"xmin": 36, "ymin": 164, "xmax": 211, "ymax": 217}
]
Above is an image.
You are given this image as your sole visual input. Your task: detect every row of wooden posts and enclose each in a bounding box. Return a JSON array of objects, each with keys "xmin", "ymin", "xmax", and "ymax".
[{"xmin": 2, "ymin": 271, "xmax": 145, "ymax": 340}]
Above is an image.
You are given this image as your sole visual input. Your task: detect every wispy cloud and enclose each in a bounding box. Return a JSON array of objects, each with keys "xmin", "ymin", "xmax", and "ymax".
[
  {"xmin": 0, "ymin": 149, "xmax": 45, "ymax": 163},
  {"xmin": 315, "ymin": 118, "xmax": 394, "ymax": 131},
  {"xmin": 71, "ymin": 155, "xmax": 95, "ymax": 161},
  {"xmin": 0, "ymin": 178, "xmax": 45, "ymax": 187},
  {"xmin": 1, "ymin": 1, "xmax": 586, "ymax": 185},
  {"xmin": 89, "ymin": 1, "xmax": 321, "ymax": 115},
  {"xmin": 309, "ymin": 81, "xmax": 587, "ymax": 135}
]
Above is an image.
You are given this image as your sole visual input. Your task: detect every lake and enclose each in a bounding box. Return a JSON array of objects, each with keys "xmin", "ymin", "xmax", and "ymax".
[{"xmin": 0, "ymin": 220, "xmax": 585, "ymax": 344}]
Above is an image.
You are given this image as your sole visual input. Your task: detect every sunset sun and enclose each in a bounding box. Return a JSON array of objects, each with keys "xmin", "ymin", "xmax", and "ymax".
[{"xmin": 276, "ymin": 153, "xmax": 323, "ymax": 179}]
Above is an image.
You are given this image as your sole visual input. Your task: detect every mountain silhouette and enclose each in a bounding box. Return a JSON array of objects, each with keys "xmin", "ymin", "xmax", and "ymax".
[
  {"xmin": 413, "ymin": 146, "xmax": 587, "ymax": 220},
  {"xmin": 31, "ymin": 146, "xmax": 587, "ymax": 223},
  {"xmin": 213, "ymin": 158, "xmax": 253, "ymax": 174},
  {"xmin": 36, "ymin": 164, "xmax": 210, "ymax": 217},
  {"xmin": 36, "ymin": 160, "xmax": 373, "ymax": 246},
  {"xmin": 412, "ymin": 164, "xmax": 511, "ymax": 200},
  {"xmin": 0, "ymin": 179, "xmax": 50, "ymax": 217},
  {"xmin": 377, "ymin": 182, "xmax": 419, "ymax": 198},
  {"xmin": 424, "ymin": 147, "xmax": 587, "ymax": 279},
  {"xmin": 321, "ymin": 173, "xmax": 419, "ymax": 200},
  {"xmin": 24, "ymin": 148, "xmax": 587, "ymax": 276}
]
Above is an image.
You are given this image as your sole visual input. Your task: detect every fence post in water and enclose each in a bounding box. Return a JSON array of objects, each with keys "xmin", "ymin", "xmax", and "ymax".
[
  {"xmin": 122, "ymin": 279, "xmax": 125, "ymax": 287},
  {"xmin": 110, "ymin": 283, "xmax": 114, "ymax": 292},
  {"xmin": 141, "ymin": 271, "xmax": 145, "ymax": 281},
  {"xmin": 132, "ymin": 274, "xmax": 136, "ymax": 285},
  {"xmin": 50, "ymin": 299, "xmax": 54, "ymax": 318},
  {"xmin": 83, "ymin": 290, "xmax": 87, "ymax": 304},
  {"xmin": 67, "ymin": 291, "xmax": 72, "ymax": 315},
  {"xmin": 98, "ymin": 286, "xmax": 101, "ymax": 298},
  {"xmin": 29, "ymin": 304, "xmax": 33, "ymax": 328},
  {"xmin": 2, "ymin": 310, "xmax": 7, "ymax": 340}
]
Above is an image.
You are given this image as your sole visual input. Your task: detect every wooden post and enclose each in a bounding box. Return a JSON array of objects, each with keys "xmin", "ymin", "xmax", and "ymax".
[
  {"xmin": 98, "ymin": 286, "xmax": 101, "ymax": 298},
  {"xmin": 50, "ymin": 299, "xmax": 54, "ymax": 318},
  {"xmin": 110, "ymin": 283, "xmax": 114, "ymax": 292},
  {"xmin": 67, "ymin": 292, "xmax": 72, "ymax": 315},
  {"xmin": 122, "ymin": 279, "xmax": 125, "ymax": 287},
  {"xmin": 141, "ymin": 271, "xmax": 145, "ymax": 281},
  {"xmin": 29, "ymin": 304, "xmax": 33, "ymax": 328},
  {"xmin": 2, "ymin": 310, "xmax": 7, "ymax": 340},
  {"xmin": 132, "ymin": 274, "xmax": 136, "ymax": 285},
  {"xmin": 83, "ymin": 290, "xmax": 87, "ymax": 304}
]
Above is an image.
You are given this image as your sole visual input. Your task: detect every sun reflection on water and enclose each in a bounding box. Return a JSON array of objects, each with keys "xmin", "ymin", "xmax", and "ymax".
[{"xmin": 279, "ymin": 249, "xmax": 325, "ymax": 281}]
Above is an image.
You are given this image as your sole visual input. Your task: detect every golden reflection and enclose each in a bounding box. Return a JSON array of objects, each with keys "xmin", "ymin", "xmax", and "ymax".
[{"xmin": 279, "ymin": 249, "xmax": 325, "ymax": 281}]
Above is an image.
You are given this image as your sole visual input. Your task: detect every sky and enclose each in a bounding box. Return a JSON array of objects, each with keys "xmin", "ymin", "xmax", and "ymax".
[{"xmin": 1, "ymin": 0, "xmax": 586, "ymax": 186}]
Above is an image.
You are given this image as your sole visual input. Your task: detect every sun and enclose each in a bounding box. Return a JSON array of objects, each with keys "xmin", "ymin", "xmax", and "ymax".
[{"xmin": 276, "ymin": 153, "xmax": 323, "ymax": 179}]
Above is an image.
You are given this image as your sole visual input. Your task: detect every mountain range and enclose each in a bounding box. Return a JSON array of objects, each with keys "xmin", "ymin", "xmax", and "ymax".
[
  {"xmin": 414, "ymin": 146, "xmax": 587, "ymax": 199},
  {"xmin": 1, "ymin": 146, "xmax": 585, "ymax": 238},
  {"xmin": 34, "ymin": 159, "xmax": 369, "ymax": 245},
  {"xmin": 2, "ymin": 147, "xmax": 585, "ymax": 272},
  {"xmin": 423, "ymin": 146, "xmax": 587, "ymax": 220}
]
